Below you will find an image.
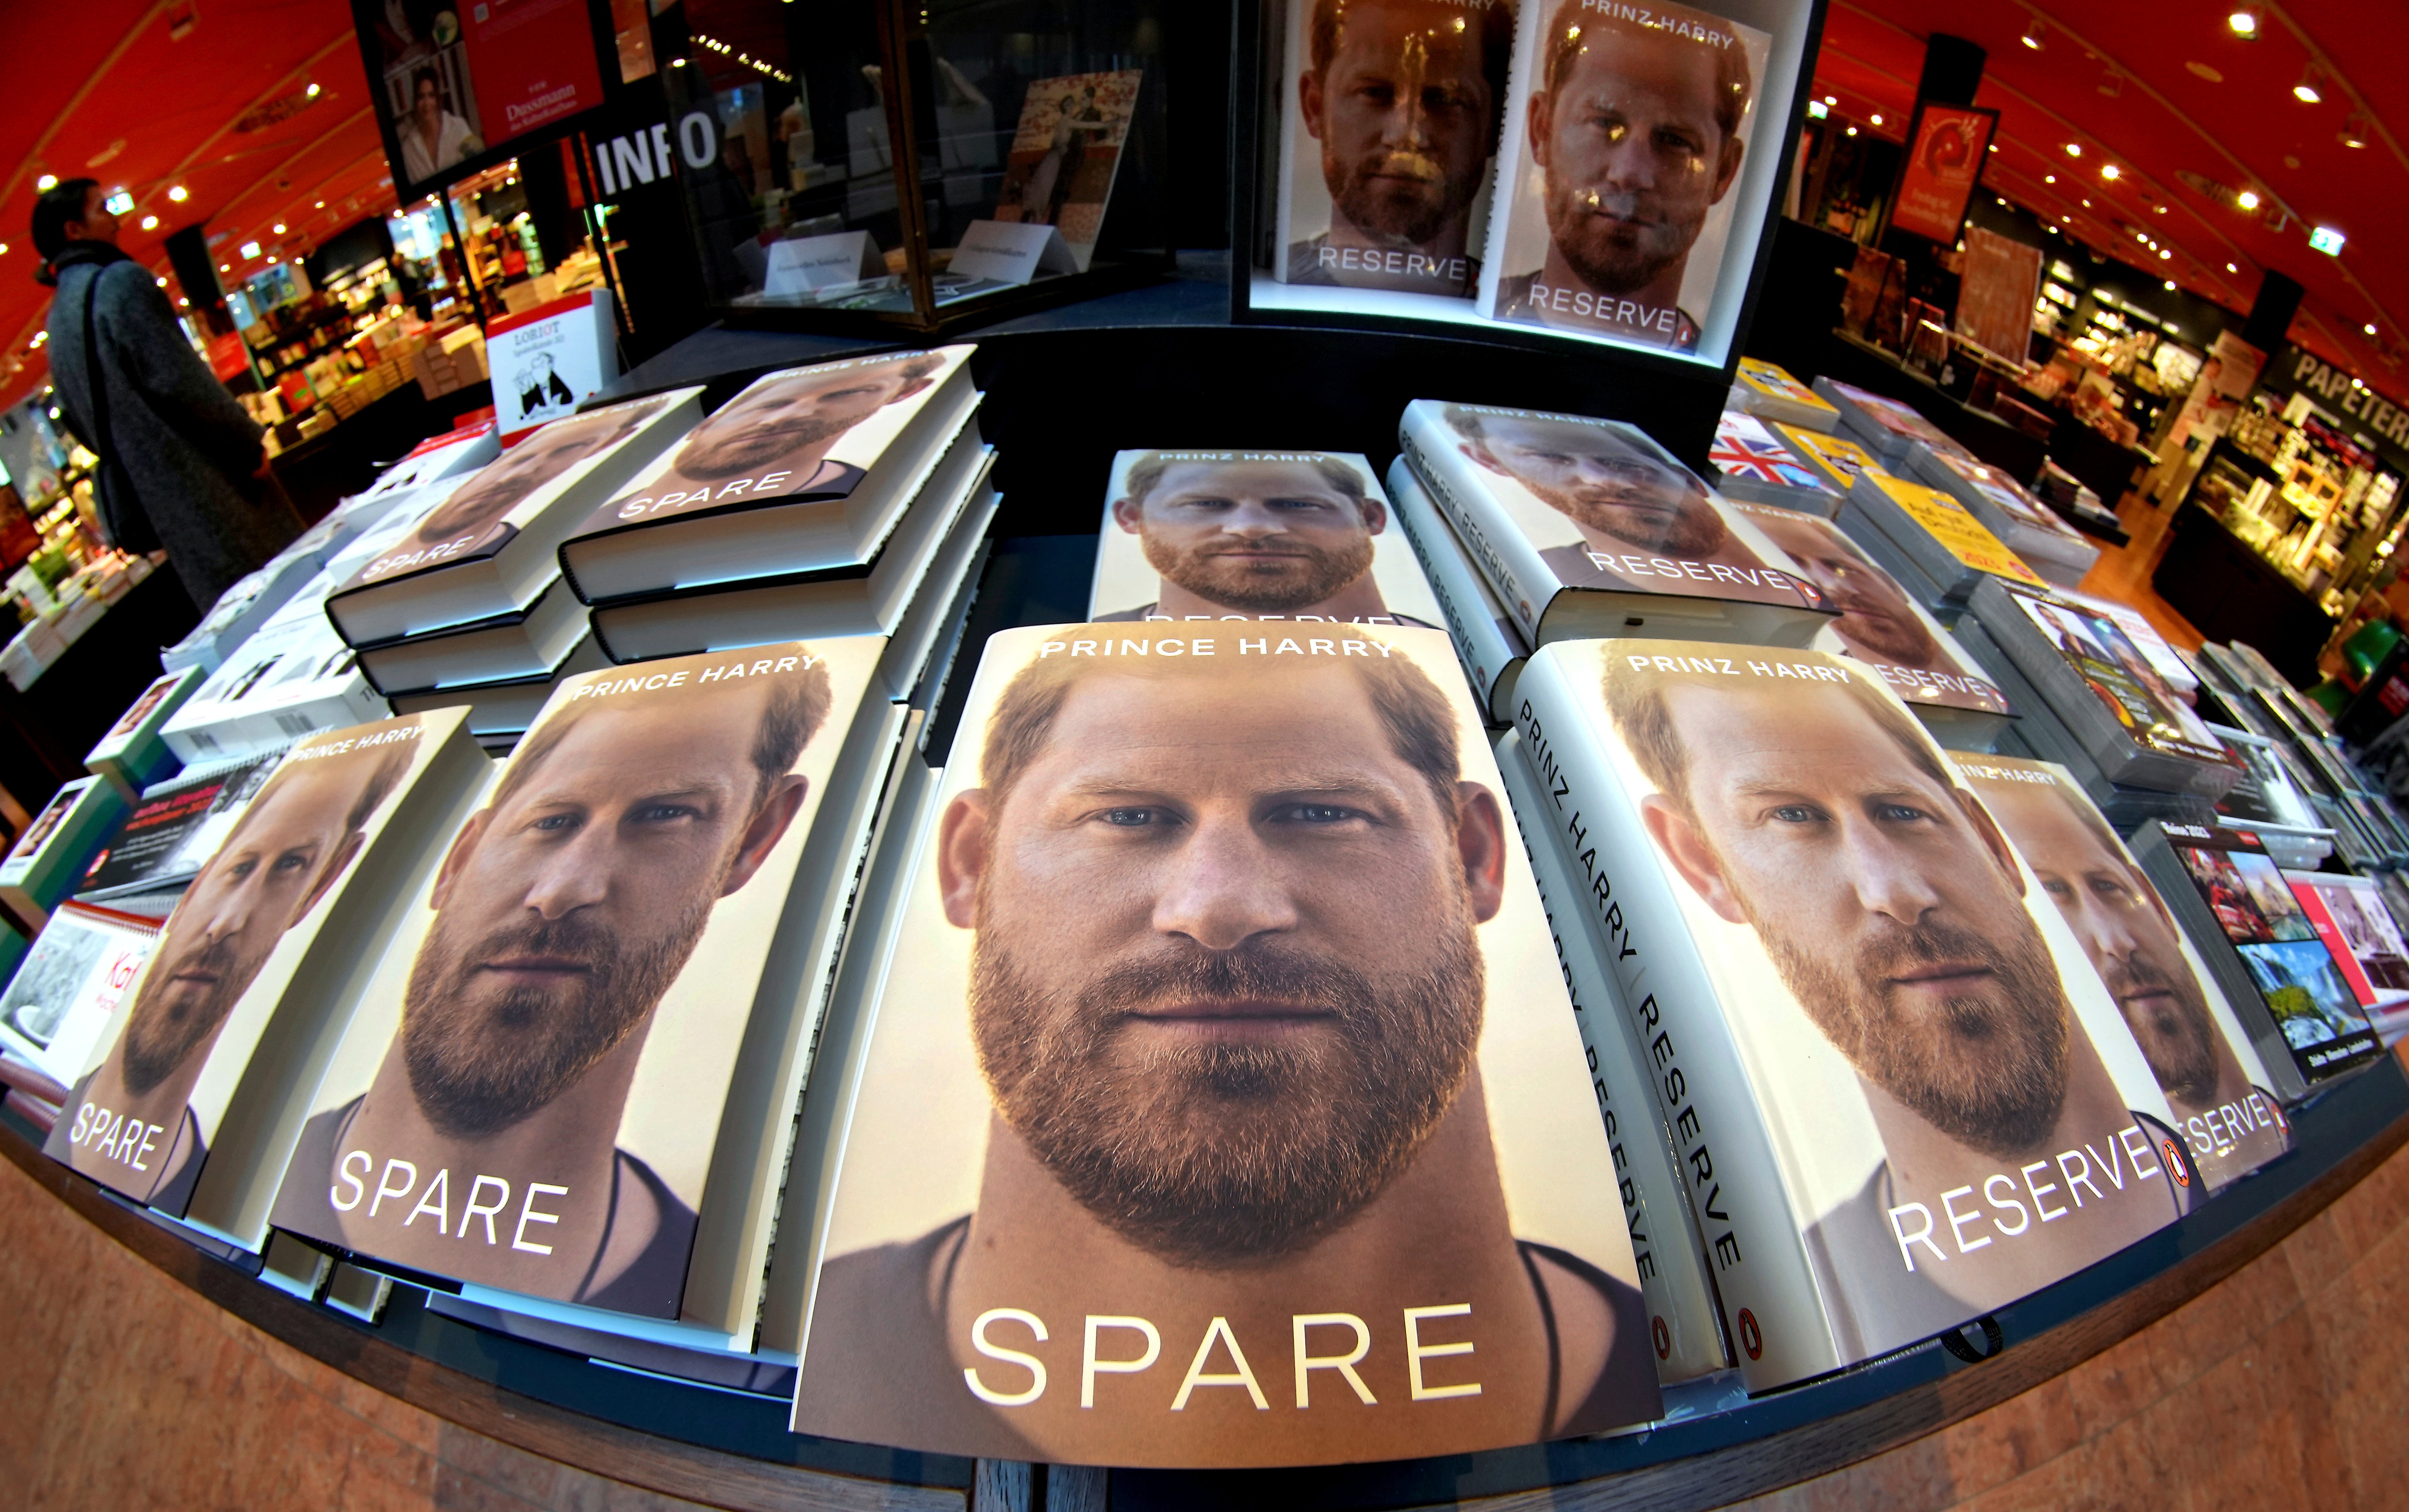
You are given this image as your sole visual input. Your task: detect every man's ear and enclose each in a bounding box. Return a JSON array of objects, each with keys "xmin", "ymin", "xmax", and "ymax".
[
  {"xmin": 427, "ymin": 808, "xmax": 493, "ymax": 914},
  {"xmin": 1357, "ymin": 495, "xmax": 1389, "ymax": 536},
  {"xmin": 1110, "ymin": 496, "xmax": 1146, "ymax": 534},
  {"xmin": 1299, "ymin": 66, "xmax": 1326, "ymax": 139},
  {"xmin": 1712, "ymin": 136, "xmax": 1746, "ymax": 202},
  {"xmin": 1454, "ymin": 782, "xmax": 1509, "ymax": 924},
  {"xmin": 1640, "ymin": 793, "xmax": 1746, "ymax": 923},
  {"xmin": 1957, "ymin": 791, "xmax": 2027, "ymax": 900},
  {"xmin": 722, "ymin": 774, "xmax": 810, "ymax": 896},
  {"xmin": 294, "ymin": 830, "xmax": 368, "ymax": 925},
  {"xmin": 938, "ymin": 790, "xmax": 994, "ymax": 929},
  {"xmin": 1526, "ymin": 90, "xmax": 1554, "ymax": 168}
]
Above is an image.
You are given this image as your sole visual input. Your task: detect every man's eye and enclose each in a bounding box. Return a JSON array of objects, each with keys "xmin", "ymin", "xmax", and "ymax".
[
  {"xmin": 225, "ymin": 858, "xmax": 257, "ymax": 880},
  {"xmin": 1279, "ymin": 803, "xmax": 1361, "ymax": 824},
  {"xmin": 1768, "ymin": 805, "xmax": 1825, "ymax": 824},
  {"xmin": 2092, "ymin": 877, "xmax": 2136, "ymax": 903},
  {"xmin": 1356, "ymin": 84, "xmax": 1395, "ymax": 105},
  {"xmin": 1875, "ymin": 803, "xmax": 1931, "ymax": 823},
  {"xmin": 632, "ymin": 803, "xmax": 701, "ymax": 825},
  {"xmin": 1098, "ymin": 807, "xmax": 1166, "ymax": 827},
  {"xmin": 1174, "ymin": 496, "xmax": 1233, "ymax": 511},
  {"xmin": 272, "ymin": 851, "xmax": 312, "ymax": 874},
  {"xmin": 2041, "ymin": 878, "xmax": 2074, "ymax": 900},
  {"xmin": 529, "ymin": 812, "xmax": 581, "ymax": 833},
  {"xmin": 1268, "ymin": 496, "xmax": 1334, "ymax": 512},
  {"xmin": 1654, "ymin": 128, "xmax": 1703, "ymax": 156}
]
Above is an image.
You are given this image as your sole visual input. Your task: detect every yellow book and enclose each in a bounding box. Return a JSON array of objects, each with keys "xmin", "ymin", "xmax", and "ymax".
[
  {"xmin": 1732, "ymin": 358, "xmax": 1842, "ymax": 430},
  {"xmin": 1775, "ymin": 423, "xmax": 1889, "ymax": 492},
  {"xmin": 1861, "ymin": 472, "xmax": 2048, "ymax": 589}
]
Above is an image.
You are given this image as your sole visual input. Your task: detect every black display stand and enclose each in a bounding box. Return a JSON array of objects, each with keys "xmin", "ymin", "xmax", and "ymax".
[{"xmin": 2153, "ymin": 505, "xmax": 2333, "ymax": 687}]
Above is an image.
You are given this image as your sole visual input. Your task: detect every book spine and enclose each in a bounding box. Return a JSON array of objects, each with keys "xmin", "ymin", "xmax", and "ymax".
[
  {"xmin": 1398, "ymin": 409, "xmax": 1561, "ymax": 647},
  {"xmin": 2128, "ymin": 825, "xmax": 2312, "ymax": 1103},
  {"xmin": 1386, "ymin": 460, "xmax": 1526, "ymax": 723},
  {"xmin": 1510, "ymin": 649, "xmax": 1845, "ymax": 1389},
  {"xmin": 1494, "ymin": 732, "xmax": 1730, "ymax": 1382}
]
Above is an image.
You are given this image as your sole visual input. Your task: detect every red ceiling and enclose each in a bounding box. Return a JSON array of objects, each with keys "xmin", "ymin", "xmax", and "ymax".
[
  {"xmin": 0, "ymin": 0, "xmax": 400, "ymax": 413},
  {"xmin": 1812, "ymin": 0, "xmax": 2405, "ymax": 394}
]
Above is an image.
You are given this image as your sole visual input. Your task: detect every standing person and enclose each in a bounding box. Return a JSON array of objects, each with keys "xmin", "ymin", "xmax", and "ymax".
[{"xmin": 35, "ymin": 178, "xmax": 302, "ymax": 612}]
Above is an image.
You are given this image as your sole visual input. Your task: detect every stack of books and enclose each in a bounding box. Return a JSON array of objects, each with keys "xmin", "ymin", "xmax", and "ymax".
[
  {"xmin": 1709, "ymin": 409, "xmax": 1840, "ymax": 515},
  {"xmin": 1840, "ymin": 470, "xmax": 2049, "ymax": 609},
  {"xmin": 84, "ymin": 666, "xmax": 205, "ymax": 800},
  {"xmin": 560, "ymin": 348, "xmax": 994, "ymax": 703},
  {"xmin": 1726, "ymin": 358, "xmax": 1838, "ymax": 432},
  {"xmin": 0, "ymin": 777, "xmax": 130, "ymax": 929},
  {"xmin": 1907, "ymin": 446, "xmax": 2099, "ymax": 588},
  {"xmin": 1813, "ymin": 376, "xmax": 1969, "ymax": 465},
  {"xmin": 1387, "ymin": 458, "xmax": 1530, "ymax": 723}
]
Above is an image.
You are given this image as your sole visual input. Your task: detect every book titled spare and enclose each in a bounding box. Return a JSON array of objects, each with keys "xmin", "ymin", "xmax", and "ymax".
[
  {"xmin": 272, "ymin": 637, "xmax": 900, "ymax": 1337},
  {"xmin": 792, "ymin": 623, "xmax": 1658, "ymax": 1466},
  {"xmin": 558, "ymin": 346, "xmax": 979, "ymax": 604},
  {"xmin": 1514, "ymin": 640, "xmax": 2197, "ymax": 1388},
  {"xmin": 326, "ymin": 389, "xmax": 703, "ymax": 646},
  {"xmin": 1398, "ymin": 400, "xmax": 1832, "ymax": 648},
  {"xmin": 45, "ymin": 710, "xmax": 486, "ymax": 1239}
]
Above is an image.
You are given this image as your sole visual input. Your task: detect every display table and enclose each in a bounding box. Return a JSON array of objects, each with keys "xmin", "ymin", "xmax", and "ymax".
[
  {"xmin": 2153, "ymin": 505, "xmax": 2334, "ymax": 685},
  {"xmin": 0, "ymin": 565, "xmax": 198, "ymax": 814}
]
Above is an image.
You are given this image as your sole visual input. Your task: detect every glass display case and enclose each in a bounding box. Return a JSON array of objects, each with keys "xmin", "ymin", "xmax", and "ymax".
[
  {"xmin": 2190, "ymin": 407, "xmax": 2408, "ymax": 615},
  {"xmin": 634, "ymin": 0, "xmax": 1175, "ymax": 331}
]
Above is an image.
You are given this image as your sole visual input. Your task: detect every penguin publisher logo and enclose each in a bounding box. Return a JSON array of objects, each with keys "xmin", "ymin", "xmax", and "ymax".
[
  {"xmin": 1651, "ymin": 1315, "xmax": 1671, "ymax": 1360},
  {"xmin": 2164, "ymin": 1139, "xmax": 2191, "ymax": 1188},
  {"xmin": 1738, "ymin": 1307, "xmax": 1763, "ymax": 1361}
]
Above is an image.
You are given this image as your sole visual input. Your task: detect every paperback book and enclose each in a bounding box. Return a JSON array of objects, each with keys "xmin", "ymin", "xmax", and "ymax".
[
  {"xmin": 1709, "ymin": 410, "xmax": 1839, "ymax": 515},
  {"xmin": 2285, "ymin": 871, "xmax": 2409, "ymax": 1011},
  {"xmin": 1842, "ymin": 471, "xmax": 2047, "ymax": 606},
  {"xmin": 326, "ymin": 389, "xmax": 704, "ymax": 645},
  {"xmin": 1728, "ymin": 359, "xmax": 1838, "ymax": 432},
  {"xmin": 558, "ymin": 348, "xmax": 979, "ymax": 605},
  {"xmin": 75, "ymin": 748, "xmax": 287, "ymax": 903},
  {"xmin": 1514, "ymin": 640, "xmax": 2199, "ymax": 1388},
  {"xmin": 1087, "ymin": 449, "xmax": 1444, "ymax": 629},
  {"xmin": 85, "ymin": 666, "xmax": 205, "ymax": 799},
  {"xmin": 1386, "ymin": 456, "xmax": 1530, "ymax": 723},
  {"xmin": 0, "ymin": 901, "xmax": 161, "ymax": 1091},
  {"xmin": 46, "ymin": 710, "xmax": 487, "ymax": 1234},
  {"xmin": 1, "ymin": 777, "xmax": 130, "ymax": 926},
  {"xmin": 1812, "ymin": 377, "xmax": 1969, "ymax": 464},
  {"xmin": 1398, "ymin": 400, "xmax": 1831, "ymax": 647},
  {"xmin": 1906, "ymin": 447, "xmax": 2097, "ymax": 589},
  {"xmin": 1956, "ymin": 755, "xmax": 2293, "ymax": 1192},
  {"xmin": 1772, "ymin": 423, "xmax": 1889, "ymax": 496},
  {"xmin": 2128, "ymin": 821, "xmax": 2384, "ymax": 1097},
  {"xmin": 272, "ymin": 637, "xmax": 901, "ymax": 1343},
  {"xmin": 792, "ymin": 622, "xmax": 1661, "ymax": 1464}
]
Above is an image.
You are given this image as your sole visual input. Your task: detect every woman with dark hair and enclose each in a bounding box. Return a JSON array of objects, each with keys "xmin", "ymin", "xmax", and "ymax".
[
  {"xmin": 33, "ymin": 178, "xmax": 300, "ymax": 610},
  {"xmin": 399, "ymin": 67, "xmax": 479, "ymax": 184}
]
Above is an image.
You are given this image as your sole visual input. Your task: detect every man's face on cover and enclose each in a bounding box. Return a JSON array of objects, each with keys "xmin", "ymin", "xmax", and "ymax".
[
  {"xmin": 1986, "ymin": 784, "xmax": 2221, "ymax": 1105},
  {"xmin": 1753, "ymin": 514, "xmax": 1936, "ymax": 666},
  {"xmin": 1303, "ymin": 0, "xmax": 1496, "ymax": 248},
  {"xmin": 1468, "ymin": 415, "xmax": 1726, "ymax": 556},
  {"xmin": 418, "ymin": 416, "xmax": 623, "ymax": 543},
  {"xmin": 1117, "ymin": 460, "xmax": 1380, "ymax": 612},
  {"xmin": 1529, "ymin": 18, "xmax": 1742, "ymax": 297},
  {"xmin": 1645, "ymin": 682, "xmax": 2072, "ymax": 1157},
  {"xmin": 120, "ymin": 764, "xmax": 363, "ymax": 1096},
  {"xmin": 942, "ymin": 663, "xmax": 1504, "ymax": 1266},
  {"xmin": 401, "ymin": 691, "xmax": 782, "ymax": 1139},
  {"xmin": 674, "ymin": 367, "xmax": 915, "ymax": 482}
]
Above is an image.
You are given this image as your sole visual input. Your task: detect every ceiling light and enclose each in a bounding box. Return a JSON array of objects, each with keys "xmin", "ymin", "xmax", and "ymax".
[
  {"xmin": 1870, "ymin": 114, "xmax": 1884, "ymax": 127},
  {"xmin": 2227, "ymin": 261, "xmax": 2239, "ymax": 272},
  {"xmin": 1807, "ymin": 99, "xmax": 1828, "ymax": 119},
  {"xmin": 2101, "ymin": 164, "xmax": 2121, "ymax": 180},
  {"xmin": 2294, "ymin": 68, "xmax": 2323, "ymax": 104},
  {"xmin": 2045, "ymin": 173, "xmax": 2057, "ymax": 184},
  {"xmin": 239, "ymin": 240, "xmax": 259, "ymax": 257},
  {"xmin": 2065, "ymin": 143, "xmax": 2083, "ymax": 157},
  {"xmin": 2083, "ymin": 198, "xmax": 2093, "ymax": 207},
  {"xmin": 1987, "ymin": 143, "xmax": 1997, "ymax": 153},
  {"xmin": 2165, "ymin": 280, "xmax": 2178, "ymax": 291},
  {"xmin": 168, "ymin": 184, "xmax": 188, "ymax": 202},
  {"xmin": 2187, "ymin": 61, "xmax": 2225, "ymax": 82},
  {"xmin": 2237, "ymin": 189, "xmax": 2261, "ymax": 210},
  {"xmin": 2022, "ymin": 16, "xmax": 2045, "ymax": 50},
  {"xmin": 218, "ymin": 262, "xmax": 228, "ymax": 272},
  {"xmin": 139, "ymin": 215, "xmax": 157, "ymax": 230},
  {"xmin": 1846, "ymin": 125, "xmax": 1858, "ymax": 136},
  {"xmin": 2159, "ymin": 248, "xmax": 2172, "ymax": 259},
  {"xmin": 2369, "ymin": 323, "xmax": 2381, "ymax": 336},
  {"xmin": 305, "ymin": 81, "xmax": 320, "ymax": 97},
  {"xmin": 2229, "ymin": 9, "xmax": 2259, "ymax": 37},
  {"xmin": 2310, "ymin": 225, "xmax": 2346, "ymax": 255},
  {"xmin": 2154, "ymin": 204, "xmax": 2168, "ymax": 214},
  {"xmin": 2340, "ymin": 114, "xmax": 2370, "ymax": 149},
  {"xmin": 35, "ymin": 174, "xmax": 55, "ymax": 190},
  {"xmin": 1823, "ymin": 95, "xmax": 1837, "ymax": 107},
  {"xmin": 314, "ymin": 200, "xmax": 325, "ymax": 209},
  {"xmin": 272, "ymin": 223, "xmax": 285, "ymax": 234}
]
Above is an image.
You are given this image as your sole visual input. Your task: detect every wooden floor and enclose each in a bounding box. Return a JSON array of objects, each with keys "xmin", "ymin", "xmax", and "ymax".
[{"xmin": 2073, "ymin": 494, "xmax": 2209, "ymax": 655}]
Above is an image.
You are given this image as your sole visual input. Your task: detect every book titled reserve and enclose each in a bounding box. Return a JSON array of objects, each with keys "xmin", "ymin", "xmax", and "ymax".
[
  {"xmin": 1399, "ymin": 400, "xmax": 1831, "ymax": 648},
  {"xmin": 1513, "ymin": 640, "xmax": 2197, "ymax": 1388},
  {"xmin": 1387, "ymin": 457, "xmax": 1531, "ymax": 723}
]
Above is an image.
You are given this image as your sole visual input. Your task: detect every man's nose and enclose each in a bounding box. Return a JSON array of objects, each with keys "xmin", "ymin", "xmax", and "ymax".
[
  {"xmin": 1842, "ymin": 819, "xmax": 1941, "ymax": 929},
  {"xmin": 522, "ymin": 829, "xmax": 614, "ymax": 921},
  {"xmin": 2084, "ymin": 892, "xmax": 2144, "ymax": 962},
  {"xmin": 1594, "ymin": 127, "xmax": 1659, "ymax": 189},
  {"xmin": 1218, "ymin": 502, "xmax": 1289, "ymax": 538},
  {"xmin": 1151, "ymin": 814, "xmax": 1298, "ymax": 951}
]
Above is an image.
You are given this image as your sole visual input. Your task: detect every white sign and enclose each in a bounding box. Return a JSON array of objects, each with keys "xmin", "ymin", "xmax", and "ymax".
[
  {"xmin": 485, "ymin": 289, "xmax": 621, "ymax": 446},
  {"xmin": 945, "ymin": 220, "xmax": 1077, "ymax": 286},
  {"xmin": 762, "ymin": 231, "xmax": 886, "ymax": 298}
]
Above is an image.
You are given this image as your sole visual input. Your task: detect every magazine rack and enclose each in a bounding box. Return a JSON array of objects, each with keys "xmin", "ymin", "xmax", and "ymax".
[{"xmin": 645, "ymin": 0, "xmax": 1175, "ymax": 335}]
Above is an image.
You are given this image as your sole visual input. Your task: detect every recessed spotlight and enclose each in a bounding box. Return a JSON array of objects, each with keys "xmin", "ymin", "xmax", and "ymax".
[
  {"xmin": 1870, "ymin": 114, "xmax": 1884, "ymax": 127},
  {"xmin": 305, "ymin": 81, "xmax": 321, "ymax": 97},
  {"xmin": 2083, "ymin": 198, "xmax": 2093, "ymax": 207},
  {"xmin": 2229, "ymin": 9, "xmax": 2259, "ymax": 37},
  {"xmin": 2165, "ymin": 280, "xmax": 2177, "ymax": 291},
  {"xmin": 35, "ymin": 173, "xmax": 55, "ymax": 190},
  {"xmin": 2368, "ymin": 323, "xmax": 2381, "ymax": 336},
  {"xmin": 2045, "ymin": 173, "xmax": 2057, "ymax": 184},
  {"xmin": 139, "ymin": 214, "xmax": 157, "ymax": 230},
  {"xmin": 2238, "ymin": 189, "xmax": 2261, "ymax": 210},
  {"xmin": 2154, "ymin": 204, "xmax": 2167, "ymax": 214},
  {"xmin": 1823, "ymin": 95, "xmax": 1836, "ymax": 107},
  {"xmin": 272, "ymin": 223, "xmax": 285, "ymax": 234},
  {"xmin": 314, "ymin": 200, "xmax": 325, "ymax": 209},
  {"xmin": 168, "ymin": 184, "xmax": 188, "ymax": 202},
  {"xmin": 2160, "ymin": 248, "xmax": 2172, "ymax": 259},
  {"xmin": 2065, "ymin": 143, "xmax": 2083, "ymax": 158},
  {"xmin": 2227, "ymin": 261, "xmax": 2239, "ymax": 272},
  {"xmin": 2102, "ymin": 164, "xmax": 2121, "ymax": 180},
  {"xmin": 1846, "ymin": 125, "xmax": 1858, "ymax": 137}
]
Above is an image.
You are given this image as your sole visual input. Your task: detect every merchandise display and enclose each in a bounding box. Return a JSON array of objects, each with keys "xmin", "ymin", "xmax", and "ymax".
[
  {"xmin": 0, "ymin": 901, "xmax": 161, "ymax": 1092},
  {"xmin": 83, "ymin": 666, "xmax": 205, "ymax": 800},
  {"xmin": 0, "ymin": 776, "xmax": 130, "ymax": 927},
  {"xmin": 1388, "ymin": 457, "xmax": 1531, "ymax": 723},
  {"xmin": 1728, "ymin": 358, "xmax": 1839, "ymax": 431},
  {"xmin": 1710, "ymin": 409, "xmax": 1840, "ymax": 514},
  {"xmin": 1840, "ymin": 471, "xmax": 2046, "ymax": 607}
]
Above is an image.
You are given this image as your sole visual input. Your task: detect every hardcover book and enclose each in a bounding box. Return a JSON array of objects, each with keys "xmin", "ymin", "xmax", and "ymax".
[
  {"xmin": 1474, "ymin": 0, "xmax": 1772, "ymax": 356},
  {"xmin": 1087, "ymin": 449, "xmax": 1444, "ymax": 630},
  {"xmin": 0, "ymin": 901, "xmax": 160, "ymax": 1091},
  {"xmin": 558, "ymin": 348, "xmax": 979, "ymax": 605},
  {"xmin": 1906, "ymin": 446, "xmax": 2097, "ymax": 589},
  {"xmin": 1708, "ymin": 410, "xmax": 1839, "ymax": 515},
  {"xmin": 1772, "ymin": 423, "xmax": 1889, "ymax": 496},
  {"xmin": 1728, "ymin": 359, "xmax": 1838, "ymax": 432},
  {"xmin": 1495, "ymin": 729, "xmax": 1730, "ymax": 1382},
  {"xmin": 75, "ymin": 748, "xmax": 288, "ymax": 904},
  {"xmin": 2059, "ymin": 587, "xmax": 2199, "ymax": 702},
  {"xmin": 1, "ymin": 777, "xmax": 130, "ymax": 927},
  {"xmin": 1956, "ymin": 755, "xmax": 2293, "ymax": 1192},
  {"xmin": 585, "ymin": 434, "xmax": 997, "ymax": 705},
  {"xmin": 388, "ymin": 636, "xmax": 613, "ymax": 739},
  {"xmin": 1270, "ymin": 0, "xmax": 1512, "ymax": 304},
  {"xmin": 1514, "ymin": 639, "xmax": 2198, "ymax": 1388},
  {"xmin": 326, "ymin": 389, "xmax": 704, "ymax": 645},
  {"xmin": 45, "ymin": 710, "xmax": 487, "ymax": 1235},
  {"xmin": 1387, "ymin": 456, "xmax": 1530, "ymax": 723},
  {"xmin": 1721, "ymin": 498, "xmax": 2012, "ymax": 745},
  {"xmin": 160, "ymin": 550, "xmax": 322, "ymax": 675},
  {"xmin": 2128, "ymin": 821, "xmax": 2384, "ymax": 1097},
  {"xmin": 1398, "ymin": 400, "xmax": 1831, "ymax": 647},
  {"xmin": 1812, "ymin": 377, "xmax": 1969, "ymax": 464},
  {"xmin": 357, "ymin": 577, "xmax": 590, "ymax": 697},
  {"xmin": 1842, "ymin": 471, "xmax": 2047, "ymax": 605},
  {"xmin": 271, "ymin": 638, "xmax": 902, "ymax": 1342},
  {"xmin": 2284, "ymin": 871, "xmax": 2409, "ymax": 1010},
  {"xmin": 160, "ymin": 580, "xmax": 389, "ymax": 764},
  {"xmin": 791, "ymin": 623, "xmax": 1660, "ymax": 1465},
  {"xmin": 86, "ymin": 666, "xmax": 206, "ymax": 799}
]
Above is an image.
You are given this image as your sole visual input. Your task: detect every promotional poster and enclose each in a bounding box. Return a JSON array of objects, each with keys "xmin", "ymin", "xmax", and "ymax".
[
  {"xmin": 1723, "ymin": 499, "xmax": 2008, "ymax": 718},
  {"xmin": 1959, "ymin": 757, "xmax": 2292, "ymax": 1191},
  {"xmin": 271, "ymin": 640, "xmax": 883, "ymax": 1318},
  {"xmin": 1088, "ymin": 450, "xmax": 1446, "ymax": 629},
  {"xmin": 346, "ymin": 392, "xmax": 684, "ymax": 590},
  {"xmin": 355, "ymin": 0, "xmax": 605, "ymax": 195},
  {"xmin": 589, "ymin": 348, "xmax": 974, "ymax": 533},
  {"xmin": 1273, "ymin": 0, "xmax": 1515, "ymax": 299},
  {"xmin": 991, "ymin": 72, "xmax": 1143, "ymax": 271},
  {"xmin": 1890, "ymin": 103, "xmax": 1997, "ymax": 244},
  {"xmin": 1564, "ymin": 643, "xmax": 2193, "ymax": 1363},
  {"xmin": 485, "ymin": 291, "xmax": 621, "ymax": 443},
  {"xmin": 1407, "ymin": 401, "xmax": 1819, "ymax": 635},
  {"xmin": 1477, "ymin": 0, "xmax": 1772, "ymax": 353},
  {"xmin": 793, "ymin": 623, "xmax": 1659, "ymax": 1466},
  {"xmin": 46, "ymin": 714, "xmax": 458, "ymax": 1213}
]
